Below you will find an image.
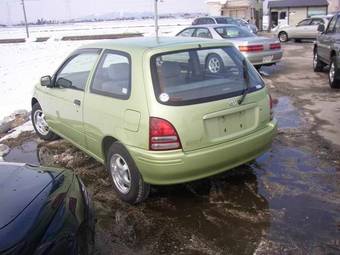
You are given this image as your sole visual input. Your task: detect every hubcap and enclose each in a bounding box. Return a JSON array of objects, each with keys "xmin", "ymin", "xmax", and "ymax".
[
  {"xmin": 280, "ymin": 33, "xmax": 287, "ymax": 42},
  {"xmin": 110, "ymin": 154, "xmax": 131, "ymax": 194},
  {"xmin": 329, "ymin": 62, "xmax": 335, "ymax": 83},
  {"xmin": 208, "ymin": 57, "xmax": 221, "ymax": 73},
  {"xmin": 34, "ymin": 110, "xmax": 49, "ymax": 136}
]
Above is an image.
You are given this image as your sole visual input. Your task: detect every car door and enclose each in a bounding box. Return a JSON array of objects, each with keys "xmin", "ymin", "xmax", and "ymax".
[
  {"xmin": 318, "ymin": 16, "xmax": 337, "ymax": 63},
  {"xmin": 49, "ymin": 49, "xmax": 101, "ymax": 148},
  {"xmin": 290, "ymin": 19, "xmax": 312, "ymax": 38},
  {"xmin": 308, "ymin": 18, "xmax": 325, "ymax": 38},
  {"xmin": 83, "ymin": 50, "xmax": 133, "ymax": 159}
]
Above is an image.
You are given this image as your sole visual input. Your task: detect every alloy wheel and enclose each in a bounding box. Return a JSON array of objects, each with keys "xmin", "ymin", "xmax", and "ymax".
[
  {"xmin": 33, "ymin": 110, "xmax": 49, "ymax": 136},
  {"xmin": 110, "ymin": 154, "xmax": 131, "ymax": 194},
  {"xmin": 208, "ymin": 57, "xmax": 221, "ymax": 73}
]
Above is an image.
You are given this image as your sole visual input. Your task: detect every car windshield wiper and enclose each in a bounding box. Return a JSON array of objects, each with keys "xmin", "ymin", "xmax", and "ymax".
[{"xmin": 238, "ymin": 58, "xmax": 250, "ymax": 105}]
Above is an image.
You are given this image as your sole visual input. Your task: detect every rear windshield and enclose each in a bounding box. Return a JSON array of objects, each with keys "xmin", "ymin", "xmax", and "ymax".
[
  {"xmin": 215, "ymin": 26, "xmax": 254, "ymax": 38},
  {"xmin": 215, "ymin": 17, "xmax": 236, "ymax": 24},
  {"xmin": 151, "ymin": 46, "xmax": 264, "ymax": 106}
]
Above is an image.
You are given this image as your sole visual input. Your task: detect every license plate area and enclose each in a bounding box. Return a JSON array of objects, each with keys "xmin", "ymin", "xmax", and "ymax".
[
  {"xmin": 204, "ymin": 107, "xmax": 257, "ymax": 141},
  {"xmin": 263, "ymin": 55, "xmax": 274, "ymax": 63}
]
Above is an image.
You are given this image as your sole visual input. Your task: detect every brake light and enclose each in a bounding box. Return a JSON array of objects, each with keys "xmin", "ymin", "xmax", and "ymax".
[
  {"xmin": 270, "ymin": 43, "xmax": 281, "ymax": 50},
  {"xmin": 239, "ymin": 45, "xmax": 264, "ymax": 52},
  {"xmin": 149, "ymin": 117, "xmax": 182, "ymax": 151}
]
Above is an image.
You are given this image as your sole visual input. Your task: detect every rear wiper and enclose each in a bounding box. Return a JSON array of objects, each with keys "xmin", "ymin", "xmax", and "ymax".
[{"xmin": 238, "ymin": 58, "xmax": 250, "ymax": 105}]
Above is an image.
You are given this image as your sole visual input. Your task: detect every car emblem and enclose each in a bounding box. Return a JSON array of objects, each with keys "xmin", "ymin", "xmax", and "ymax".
[{"xmin": 228, "ymin": 98, "xmax": 238, "ymax": 107}]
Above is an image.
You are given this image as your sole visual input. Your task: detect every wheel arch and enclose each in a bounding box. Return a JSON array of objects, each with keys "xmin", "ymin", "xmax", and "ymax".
[
  {"xmin": 31, "ymin": 97, "xmax": 39, "ymax": 107},
  {"xmin": 330, "ymin": 50, "xmax": 337, "ymax": 58},
  {"xmin": 102, "ymin": 136, "xmax": 118, "ymax": 164}
]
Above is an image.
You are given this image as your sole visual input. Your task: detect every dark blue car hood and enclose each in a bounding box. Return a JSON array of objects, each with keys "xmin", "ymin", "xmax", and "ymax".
[
  {"xmin": 0, "ymin": 162, "xmax": 72, "ymax": 253},
  {"xmin": 0, "ymin": 163, "xmax": 62, "ymax": 229}
]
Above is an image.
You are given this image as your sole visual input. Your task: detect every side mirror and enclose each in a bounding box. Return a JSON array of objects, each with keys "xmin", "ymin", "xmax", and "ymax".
[
  {"xmin": 40, "ymin": 75, "xmax": 52, "ymax": 87},
  {"xmin": 318, "ymin": 24, "xmax": 325, "ymax": 33}
]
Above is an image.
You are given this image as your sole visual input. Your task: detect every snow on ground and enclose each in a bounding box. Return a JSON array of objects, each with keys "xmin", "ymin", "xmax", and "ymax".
[
  {"xmin": 0, "ymin": 121, "xmax": 34, "ymax": 142},
  {"xmin": 0, "ymin": 19, "xmax": 190, "ymax": 119}
]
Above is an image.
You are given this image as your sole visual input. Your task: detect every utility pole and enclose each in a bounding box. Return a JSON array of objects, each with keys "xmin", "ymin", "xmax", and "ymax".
[
  {"xmin": 21, "ymin": 0, "xmax": 29, "ymax": 38},
  {"xmin": 154, "ymin": 0, "xmax": 159, "ymax": 38}
]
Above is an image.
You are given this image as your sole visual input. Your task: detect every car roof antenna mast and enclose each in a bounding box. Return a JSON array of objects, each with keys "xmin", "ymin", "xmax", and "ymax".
[{"xmin": 154, "ymin": 0, "xmax": 163, "ymax": 42}]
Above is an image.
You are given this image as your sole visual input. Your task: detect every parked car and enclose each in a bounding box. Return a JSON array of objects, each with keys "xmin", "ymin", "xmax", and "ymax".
[
  {"xmin": 235, "ymin": 18, "xmax": 258, "ymax": 34},
  {"xmin": 277, "ymin": 16, "xmax": 330, "ymax": 42},
  {"xmin": 192, "ymin": 16, "xmax": 256, "ymax": 34},
  {"xmin": 31, "ymin": 37, "xmax": 277, "ymax": 204},
  {"xmin": 0, "ymin": 162, "xmax": 94, "ymax": 255},
  {"xmin": 313, "ymin": 13, "xmax": 340, "ymax": 88},
  {"xmin": 176, "ymin": 24, "xmax": 283, "ymax": 69}
]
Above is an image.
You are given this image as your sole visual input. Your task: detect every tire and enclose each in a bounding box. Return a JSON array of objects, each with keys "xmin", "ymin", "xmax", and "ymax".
[
  {"xmin": 313, "ymin": 50, "xmax": 325, "ymax": 72},
  {"xmin": 32, "ymin": 103, "xmax": 59, "ymax": 140},
  {"xmin": 206, "ymin": 54, "xmax": 224, "ymax": 74},
  {"xmin": 106, "ymin": 142, "xmax": 150, "ymax": 204},
  {"xmin": 329, "ymin": 57, "xmax": 340, "ymax": 89},
  {"xmin": 254, "ymin": 65, "xmax": 262, "ymax": 71},
  {"xmin": 278, "ymin": 31, "xmax": 288, "ymax": 42}
]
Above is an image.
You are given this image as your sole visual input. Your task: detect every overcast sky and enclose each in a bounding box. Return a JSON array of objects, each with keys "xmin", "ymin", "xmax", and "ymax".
[{"xmin": 0, "ymin": 0, "xmax": 207, "ymax": 24}]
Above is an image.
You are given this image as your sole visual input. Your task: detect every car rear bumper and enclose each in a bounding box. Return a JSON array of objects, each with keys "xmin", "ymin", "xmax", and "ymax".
[
  {"xmin": 127, "ymin": 119, "xmax": 277, "ymax": 185},
  {"xmin": 243, "ymin": 50, "xmax": 283, "ymax": 66}
]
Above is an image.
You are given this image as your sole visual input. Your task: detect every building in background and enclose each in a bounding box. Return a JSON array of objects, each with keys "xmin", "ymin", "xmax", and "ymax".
[
  {"xmin": 263, "ymin": 0, "xmax": 332, "ymax": 31},
  {"xmin": 205, "ymin": 1, "xmax": 264, "ymax": 29}
]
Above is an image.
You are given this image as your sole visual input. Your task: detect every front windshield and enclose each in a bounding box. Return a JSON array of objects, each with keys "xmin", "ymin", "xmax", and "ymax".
[
  {"xmin": 151, "ymin": 46, "xmax": 264, "ymax": 106},
  {"xmin": 215, "ymin": 26, "xmax": 254, "ymax": 38}
]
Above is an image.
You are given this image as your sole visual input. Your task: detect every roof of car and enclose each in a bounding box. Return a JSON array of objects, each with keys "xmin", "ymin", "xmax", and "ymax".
[
  {"xmin": 189, "ymin": 24, "xmax": 238, "ymax": 28},
  {"xmin": 79, "ymin": 36, "xmax": 234, "ymax": 52}
]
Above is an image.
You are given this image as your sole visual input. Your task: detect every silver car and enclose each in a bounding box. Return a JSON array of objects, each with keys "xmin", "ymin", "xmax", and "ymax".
[
  {"xmin": 176, "ymin": 24, "xmax": 283, "ymax": 69},
  {"xmin": 277, "ymin": 16, "xmax": 330, "ymax": 42}
]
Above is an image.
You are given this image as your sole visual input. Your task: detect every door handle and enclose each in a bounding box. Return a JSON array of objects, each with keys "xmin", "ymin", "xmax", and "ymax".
[{"xmin": 73, "ymin": 99, "xmax": 81, "ymax": 106}]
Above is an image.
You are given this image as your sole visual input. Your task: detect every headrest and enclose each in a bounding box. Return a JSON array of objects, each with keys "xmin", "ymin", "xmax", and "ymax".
[
  {"xmin": 107, "ymin": 63, "xmax": 129, "ymax": 81},
  {"xmin": 160, "ymin": 62, "xmax": 181, "ymax": 78}
]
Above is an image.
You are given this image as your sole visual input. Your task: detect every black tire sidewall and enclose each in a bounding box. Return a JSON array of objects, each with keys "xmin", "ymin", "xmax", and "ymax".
[
  {"xmin": 313, "ymin": 51, "xmax": 323, "ymax": 72},
  {"xmin": 329, "ymin": 57, "xmax": 340, "ymax": 89},
  {"xmin": 106, "ymin": 142, "xmax": 149, "ymax": 204},
  {"xmin": 32, "ymin": 103, "xmax": 58, "ymax": 140}
]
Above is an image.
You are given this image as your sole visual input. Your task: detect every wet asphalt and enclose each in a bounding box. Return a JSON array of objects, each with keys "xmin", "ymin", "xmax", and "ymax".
[{"xmin": 3, "ymin": 43, "xmax": 340, "ymax": 255}]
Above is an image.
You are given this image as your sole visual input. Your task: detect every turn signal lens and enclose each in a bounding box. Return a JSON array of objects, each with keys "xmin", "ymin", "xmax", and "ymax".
[
  {"xmin": 239, "ymin": 45, "xmax": 264, "ymax": 52},
  {"xmin": 149, "ymin": 117, "xmax": 182, "ymax": 151}
]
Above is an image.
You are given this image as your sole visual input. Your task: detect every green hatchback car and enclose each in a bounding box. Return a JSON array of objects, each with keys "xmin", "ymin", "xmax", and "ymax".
[{"xmin": 32, "ymin": 37, "xmax": 277, "ymax": 203}]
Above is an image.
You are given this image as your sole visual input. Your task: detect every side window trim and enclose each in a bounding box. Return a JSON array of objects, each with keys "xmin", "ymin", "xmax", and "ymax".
[
  {"xmin": 89, "ymin": 49, "xmax": 132, "ymax": 100},
  {"xmin": 53, "ymin": 48, "xmax": 102, "ymax": 91},
  {"xmin": 326, "ymin": 16, "xmax": 337, "ymax": 34}
]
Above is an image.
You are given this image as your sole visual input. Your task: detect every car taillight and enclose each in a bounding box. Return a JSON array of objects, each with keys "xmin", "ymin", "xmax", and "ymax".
[
  {"xmin": 149, "ymin": 117, "xmax": 182, "ymax": 151},
  {"xmin": 270, "ymin": 43, "xmax": 281, "ymax": 50},
  {"xmin": 239, "ymin": 45, "xmax": 264, "ymax": 52}
]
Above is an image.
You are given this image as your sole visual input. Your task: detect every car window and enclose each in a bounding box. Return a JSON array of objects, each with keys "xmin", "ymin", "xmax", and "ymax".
[
  {"xmin": 215, "ymin": 26, "xmax": 254, "ymax": 38},
  {"xmin": 55, "ymin": 52, "xmax": 100, "ymax": 91},
  {"xmin": 326, "ymin": 16, "xmax": 337, "ymax": 33},
  {"xmin": 215, "ymin": 17, "xmax": 234, "ymax": 24},
  {"xmin": 335, "ymin": 16, "xmax": 340, "ymax": 33},
  {"xmin": 311, "ymin": 18, "xmax": 324, "ymax": 25},
  {"xmin": 177, "ymin": 28, "xmax": 195, "ymax": 37},
  {"xmin": 91, "ymin": 51, "xmax": 131, "ymax": 99},
  {"xmin": 151, "ymin": 47, "xmax": 264, "ymax": 106},
  {"xmin": 297, "ymin": 19, "xmax": 311, "ymax": 26},
  {"xmin": 194, "ymin": 28, "xmax": 212, "ymax": 38}
]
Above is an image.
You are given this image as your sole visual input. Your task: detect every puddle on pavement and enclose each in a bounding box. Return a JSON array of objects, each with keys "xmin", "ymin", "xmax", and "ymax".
[
  {"xmin": 273, "ymin": 96, "xmax": 301, "ymax": 129},
  {"xmin": 3, "ymin": 97, "xmax": 340, "ymax": 254},
  {"xmin": 4, "ymin": 141, "xmax": 39, "ymax": 165}
]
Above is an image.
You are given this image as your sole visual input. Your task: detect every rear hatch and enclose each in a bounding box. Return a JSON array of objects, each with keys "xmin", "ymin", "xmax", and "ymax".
[{"xmin": 148, "ymin": 45, "xmax": 271, "ymax": 152}]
